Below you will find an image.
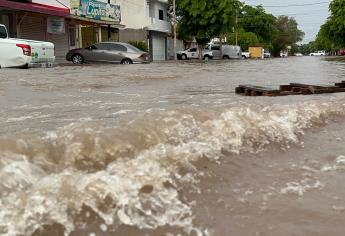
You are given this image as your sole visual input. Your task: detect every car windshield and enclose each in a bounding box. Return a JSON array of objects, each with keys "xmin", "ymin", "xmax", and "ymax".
[
  {"xmin": 0, "ymin": 26, "xmax": 7, "ymax": 39},
  {"xmin": 125, "ymin": 44, "xmax": 142, "ymax": 52}
]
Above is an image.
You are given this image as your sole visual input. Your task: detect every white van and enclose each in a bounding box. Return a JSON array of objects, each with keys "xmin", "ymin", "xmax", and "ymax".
[
  {"xmin": 0, "ymin": 24, "xmax": 55, "ymax": 68},
  {"xmin": 205, "ymin": 44, "xmax": 242, "ymax": 60}
]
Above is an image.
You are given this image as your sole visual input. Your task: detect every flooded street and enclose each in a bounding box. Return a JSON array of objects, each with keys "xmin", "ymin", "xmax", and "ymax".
[{"xmin": 1, "ymin": 57, "xmax": 345, "ymax": 236}]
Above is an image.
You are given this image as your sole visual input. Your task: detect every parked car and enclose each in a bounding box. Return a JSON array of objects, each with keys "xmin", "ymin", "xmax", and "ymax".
[
  {"xmin": 242, "ymin": 52, "xmax": 250, "ymax": 59},
  {"xmin": 280, "ymin": 52, "xmax": 288, "ymax": 57},
  {"xmin": 295, "ymin": 53, "xmax": 303, "ymax": 57},
  {"xmin": 338, "ymin": 49, "xmax": 345, "ymax": 56},
  {"xmin": 264, "ymin": 51, "xmax": 271, "ymax": 58},
  {"xmin": 309, "ymin": 50, "xmax": 326, "ymax": 56},
  {"xmin": 205, "ymin": 44, "xmax": 242, "ymax": 59},
  {"xmin": 176, "ymin": 48, "xmax": 213, "ymax": 60},
  {"xmin": 0, "ymin": 24, "xmax": 55, "ymax": 69},
  {"xmin": 66, "ymin": 42, "xmax": 149, "ymax": 64}
]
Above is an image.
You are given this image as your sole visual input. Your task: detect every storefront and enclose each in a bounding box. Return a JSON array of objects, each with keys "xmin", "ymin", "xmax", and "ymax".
[
  {"xmin": 0, "ymin": 0, "xmax": 71, "ymax": 60},
  {"xmin": 70, "ymin": 0, "xmax": 123, "ymax": 48}
]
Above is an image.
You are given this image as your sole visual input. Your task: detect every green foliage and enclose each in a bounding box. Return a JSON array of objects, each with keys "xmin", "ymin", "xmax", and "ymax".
[
  {"xmin": 177, "ymin": 0, "xmax": 242, "ymax": 45},
  {"xmin": 298, "ymin": 42, "xmax": 318, "ymax": 55},
  {"xmin": 316, "ymin": 0, "xmax": 345, "ymax": 51},
  {"xmin": 128, "ymin": 41, "xmax": 148, "ymax": 52},
  {"xmin": 238, "ymin": 5, "xmax": 277, "ymax": 45},
  {"xmin": 271, "ymin": 16, "xmax": 305, "ymax": 56},
  {"xmin": 315, "ymin": 21, "xmax": 339, "ymax": 51},
  {"xmin": 175, "ymin": 1, "xmax": 304, "ymax": 57},
  {"xmin": 227, "ymin": 30, "xmax": 259, "ymax": 51}
]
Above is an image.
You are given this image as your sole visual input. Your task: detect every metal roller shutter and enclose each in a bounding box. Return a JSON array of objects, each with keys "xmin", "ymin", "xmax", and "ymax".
[
  {"xmin": 50, "ymin": 31, "xmax": 69, "ymax": 59},
  {"xmin": 20, "ymin": 16, "xmax": 46, "ymax": 41},
  {"xmin": 152, "ymin": 35, "xmax": 165, "ymax": 61}
]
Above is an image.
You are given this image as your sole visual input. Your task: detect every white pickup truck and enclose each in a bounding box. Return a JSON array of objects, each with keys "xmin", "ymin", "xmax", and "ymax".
[
  {"xmin": 242, "ymin": 52, "xmax": 250, "ymax": 59},
  {"xmin": 176, "ymin": 48, "xmax": 213, "ymax": 60},
  {"xmin": 0, "ymin": 24, "xmax": 55, "ymax": 69}
]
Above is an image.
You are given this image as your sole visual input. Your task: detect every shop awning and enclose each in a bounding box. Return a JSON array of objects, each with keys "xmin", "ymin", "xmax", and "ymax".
[
  {"xmin": 0, "ymin": 0, "xmax": 70, "ymax": 17},
  {"xmin": 69, "ymin": 15, "xmax": 125, "ymax": 28}
]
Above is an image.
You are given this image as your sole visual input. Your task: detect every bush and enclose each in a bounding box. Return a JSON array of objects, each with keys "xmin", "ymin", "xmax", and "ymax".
[{"xmin": 128, "ymin": 41, "xmax": 148, "ymax": 52}]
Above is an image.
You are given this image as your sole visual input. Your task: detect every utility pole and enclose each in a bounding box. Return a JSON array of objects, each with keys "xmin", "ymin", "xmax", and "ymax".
[
  {"xmin": 235, "ymin": 10, "xmax": 238, "ymax": 46},
  {"xmin": 108, "ymin": 0, "xmax": 111, "ymax": 41},
  {"xmin": 173, "ymin": 0, "xmax": 177, "ymax": 60}
]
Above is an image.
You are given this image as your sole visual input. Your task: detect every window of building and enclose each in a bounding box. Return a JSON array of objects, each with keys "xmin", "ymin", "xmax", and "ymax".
[{"xmin": 159, "ymin": 9, "xmax": 164, "ymax": 20}]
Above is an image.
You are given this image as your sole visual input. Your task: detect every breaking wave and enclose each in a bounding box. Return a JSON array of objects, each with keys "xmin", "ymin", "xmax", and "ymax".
[{"xmin": 1, "ymin": 99, "xmax": 345, "ymax": 235}]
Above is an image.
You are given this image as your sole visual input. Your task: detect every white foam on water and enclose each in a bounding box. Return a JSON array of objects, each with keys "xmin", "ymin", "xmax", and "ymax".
[
  {"xmin": 322, "ymin": 155, "xmax": 345, "ymax": 172},
  {"xmin": 280, "ymin": 180, "xmax": 323, "ymax": 197},
  {"xmin": 112, "ymin": 110, "xmax": 133, "ymax": 115},
  {"xmin": 0, "ymin": 99, "xmax": 345, "ymax": 235}
]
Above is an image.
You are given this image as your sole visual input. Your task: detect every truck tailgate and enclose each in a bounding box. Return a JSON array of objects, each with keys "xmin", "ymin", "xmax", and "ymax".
[{"xmin": 13, "ymin": 39, "xmax": 55, "ymax": 63}]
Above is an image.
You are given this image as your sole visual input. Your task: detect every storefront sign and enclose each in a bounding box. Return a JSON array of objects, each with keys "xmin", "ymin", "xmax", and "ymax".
[
  {"xmin": 47, "ymin": 17, "xmax": 65, "ymax": 34},
  {"xmin": 70, "ymin": 0, "xmax": 80, "ymax": 9},
  {"xmin": 71, "ymin": 0, "xmax": 121, "ymax": 23}
]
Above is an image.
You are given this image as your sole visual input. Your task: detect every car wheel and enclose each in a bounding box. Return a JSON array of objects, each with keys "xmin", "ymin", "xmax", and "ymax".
[
  {"xmin": 203, "ymin": 55, "xmax": 210, "ymax": 61},
  {"xmin": 223, "ymin": 55, "xmax": 230, "ymax": 60},
  {"xmin": 181, "ymin": 54, "xmax": 187, "ymax": 60},
  {"xmin": 72, "ymin": 54, "xmax": 84, "ymax": 64},
  {"xmin": 242, "ymin": 55, "xmax": 246, "ymax": 59},
  {"xmin": 121, "ymin": 59, "xmax": 133, "ymax": 65}
]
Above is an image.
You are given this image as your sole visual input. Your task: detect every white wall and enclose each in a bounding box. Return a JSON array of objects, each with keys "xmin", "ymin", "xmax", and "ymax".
[
  {"xmin": 32, "ymin": 0, "xmax": 70, "ymax": 9},
  {"xmin": 112, "ymin": 0, "xmax": 150, "ymax": 29},
  {"xmin": 110, "ymin": 0, "xmax": 169, "ymax": 30},
  {"xmin": 150, "ymin": 0, "xmax": 167, "ymax": 20},
  {"xmin": 32, "ymin": 0, "xmax": 169, "ymax": 30}
]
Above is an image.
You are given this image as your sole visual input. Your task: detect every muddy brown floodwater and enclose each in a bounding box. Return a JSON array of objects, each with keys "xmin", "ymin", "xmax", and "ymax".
[{"xmin": 1, "ymin": 57, "xmax": 345, "ymax": 236}]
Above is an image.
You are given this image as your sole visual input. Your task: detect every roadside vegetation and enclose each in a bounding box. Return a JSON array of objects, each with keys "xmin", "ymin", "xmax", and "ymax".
[
  {"xmin": 315, "ymin": 0, "xmax": 345, "ymax": 53},
  {"xmin": 128, "ymin": 41, "xmax": 148, "ymax": 52},
  {"xmin": 299, "ymin": 0, "xmax": 345, "ymax": 55},
  {"xmin": 172, "ymin": 0, "xmax": 304, "ymax": 56}
]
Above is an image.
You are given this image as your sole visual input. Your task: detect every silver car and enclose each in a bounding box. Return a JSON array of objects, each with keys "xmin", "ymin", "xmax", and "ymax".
[{"xmin": 66, "ymin": 42, "xmax": 149, "ymax": 65}]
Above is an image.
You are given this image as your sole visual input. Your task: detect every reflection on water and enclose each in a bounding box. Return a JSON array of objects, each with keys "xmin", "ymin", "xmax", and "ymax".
[{"xmin": 0, "ymin": 57, "xmax": 345, "ymax": 235}]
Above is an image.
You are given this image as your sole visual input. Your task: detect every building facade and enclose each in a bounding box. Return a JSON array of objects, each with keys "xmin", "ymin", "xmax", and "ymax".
[
  {"xmin": 0, "ymin": 0, "xmax": 171, "ymax": 62},
  {"xmin": 116, "ymin": 0, "xmax": 172, "ymax": 61},
  {"xmin": 0, "ymin": 0, "xmax": 71, "ymax": 60}
]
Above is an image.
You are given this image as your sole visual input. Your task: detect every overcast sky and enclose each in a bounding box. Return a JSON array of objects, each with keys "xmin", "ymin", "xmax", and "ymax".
[{"xmin": 243, "ymin": 0, "xmax": 332, "ymax": 43}]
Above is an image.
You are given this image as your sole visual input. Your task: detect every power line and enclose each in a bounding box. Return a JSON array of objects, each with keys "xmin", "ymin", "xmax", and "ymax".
[
  {"xmin": 251, "ymin": 1, "xmax": 330, "ymax": 8},
  {"xmin": 237, "ymin": 8, "xmax": 329, "ymax": 18}
]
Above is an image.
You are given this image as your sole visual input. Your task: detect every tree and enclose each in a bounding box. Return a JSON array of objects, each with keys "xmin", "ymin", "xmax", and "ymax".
[
  {"xmin": 177, "ymin": 0, "xmax": 242, "ymax": 57},
  {"xmin": 298, "ymin": 42, "xmax": 318, "ymax": 55},
  {"xmin": 238, "ymin": 5, "xmax": 277, "ymax": 45},
  {"xmin": 329, "ymin": 0, "xmax": 345, "ymax": 46},
  {"xmin": 271, "ymin": 16, "xmax": 304, "ymax": 56},
  {"xmin": 315, "ymin": 21, "xmax": 339, "ymax": 52},
  {"xmin": 315, "ymin": 0, "xmax": 345, "ymax": 51},
  {"xmin": 227, "ymin": 29, "xmax": 259, "ymax": 51}
]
